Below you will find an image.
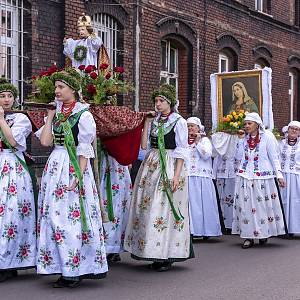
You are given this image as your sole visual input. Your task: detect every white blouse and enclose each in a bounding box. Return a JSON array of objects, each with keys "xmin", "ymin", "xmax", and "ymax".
[
  {"xmin": 188, "ymin": 137, "xmax": 213, "ymax": 178},
  {"xmin": 236, "ymin": 130, "xmax": 283, "ymax": 180},
  {"xmin": 35, "ymin": 102, "xmax": 96, "ymax": 159},
  {"xmin": 150, "ymin": 113, "xmax": 189, "ymax": 162},
  {"xmin": 5, "ymin": 113, "xmax": 32, "ymax": 152},
  {"xmin": 63, "ymin": 36, "xmax": 103, "ymax": 69},
  {"xmin": 213, "ymin": 155, "xmax": 239, "ymax": 179},
  {"xmin": 279, "ymin": 139, "xmax": 300, "ymax": 175}
]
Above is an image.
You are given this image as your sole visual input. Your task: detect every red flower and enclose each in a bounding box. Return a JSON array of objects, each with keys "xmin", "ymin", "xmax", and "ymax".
[
  {"xmin": 85, "ymin": 65, "xmax": 94, "ymax": 73},
  {"xmin": 69, "ymin": 165, "xmax": 75, "ymax": 173},
  {"xmin": 114, "ymin": 66, "xmax": 124, "ymax": 73},
  {"xmin": 9, "ymin": 185, "xmax": 16, "ymax": 194},
  {"xmin": 39, "ymin": 71, "xmax": 49, "ymax": 77},
  {"xmin": 2, "ymin": 165, "xmax": 8, "ymax": 173},
  {"xmin": 8, "ymin": 228, "xmax": 14, "ymax": 236},
  {"xmin": 82, "ymin": 233, "xmax": 88, "ymax": 241},
  {"xmin": 256, "ymin": 172, "xmax": 260, "ymax": 176},
  {"xmin": 48, "ymin": 64, "xmax": 58, "ymax": 75},
  {"xmin": 254, "ymin": 156, "xmax": 258, "ymax": 161},
  {"xmin": 22, "ymin": 206, "xmax": 29, "ymax": 214},
  {"xmin": 90, "ymin": 71, "xmax": 98, "ymax": 79},
  {"xmin": 21, "ymin": 249, "xmax": 28, "ymax": 256},
  {"xmin": 78, "ymin": 65, "xmax": 86, "ymax": 71},
  {"xmin": 32, "ymin": 76, "xmax": 37, "ymax": 80},
  {"xmin": 239, "ymin": 170, "xmax": 243, "ymax": 173},
  {"xmin": 99, "ymin": 63, "xmax": 109, "ymax": 70},
  {"xmin": 72, "ymin": 210, "xmax": 80, "ymax": 218},
  {"xmin": 87, "ymin": 84, "xmax": 97, "ymax": 95},
  {"xmin": 73, "ymin": 255, "xmax": 80, "ymax": 264},
  {"xmin": 55, "ymin": 233, "xmax": 62, "ymax": 241},
  {"xmin": 0, "ymin": 206, "xmax": 4, "ymax": 214},
  {"xmin": 55, "ymin": 188, "xmax": 64, "ymax": 197},
  {"xmin": 105, "ymin": 73, "xmax": 111, "ymax": 80},
  {"xmin": 44, "ymin": 255, "xmax": 49, "ymax": 262}
]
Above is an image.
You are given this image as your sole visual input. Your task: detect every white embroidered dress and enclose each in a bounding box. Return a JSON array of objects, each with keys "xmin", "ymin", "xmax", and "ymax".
[
  {"xmin": 63, "ymin": 36, "xmax": 103, "ymax": 69},
  {"xmin": 188, "ymin": 137, "xmax": 221, "ymax": 236},
  {"xmin": 0, "ymin": 113, "xmax": 36, "ymax": 270},
  {"xmin": 124, "ymin": 113, "xmax": 191, "ymax": 261},
  {"xmin": 213, "ymin": 156, "xmax": 239, "ymax": 229},
  {"xmin": 232, "ymin": 130, "xmax": 285, "ymax": 238},
  {"xmin": 279, "ymin": 139, "xmax": 300, "ymax": 233},
  {"xmin": 36, "ymin": 102, "xmax": 108, "ymax": 278},
  {"xmin": 100, "ymin": 153, "xmax": 132, "ymax": 254}
]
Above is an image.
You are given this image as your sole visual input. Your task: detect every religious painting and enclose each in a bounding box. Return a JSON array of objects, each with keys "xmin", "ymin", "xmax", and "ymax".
[{"xmin": 216, "ymin": 70, "xmax": 263, "ymax": 122}]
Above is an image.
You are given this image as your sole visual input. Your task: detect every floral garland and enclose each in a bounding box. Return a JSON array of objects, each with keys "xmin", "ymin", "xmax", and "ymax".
[{"xmin": 74, "ymin": 45, "xmax": 87, "ymax": 62}]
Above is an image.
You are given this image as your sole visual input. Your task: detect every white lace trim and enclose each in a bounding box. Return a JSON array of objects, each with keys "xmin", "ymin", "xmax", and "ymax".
[{"xmin": 76, "ymin": 143, "xmax": 95, "ymax": 158}]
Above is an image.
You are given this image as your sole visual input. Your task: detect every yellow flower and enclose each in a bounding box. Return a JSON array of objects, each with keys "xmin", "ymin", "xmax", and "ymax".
[
  {"xmin": 238, "ymin": 113, "xmax": 244, "ymax": 118},
  {"xmin": 232, "ymin": 111, "xmax": 237, "ymax": 116},
  {"xmin": 238, "ymin": 121, "xmax": 241, "ymax": 125},
  {"xmin": 228, "ymin": 115, "xmax": 233, "ymax": 120},
  {"xmin": 234, "ymin": 115, "xmax": 239, "ymax": 120},
  {"xmin": 230, "ymin": 122, "xmax": 234, "ymax": 126}
]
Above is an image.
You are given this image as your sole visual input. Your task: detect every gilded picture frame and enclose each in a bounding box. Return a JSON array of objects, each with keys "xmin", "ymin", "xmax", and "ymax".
[{"xmin": 216, "ymin": 70, "xmax": 263, "ymax": 123}]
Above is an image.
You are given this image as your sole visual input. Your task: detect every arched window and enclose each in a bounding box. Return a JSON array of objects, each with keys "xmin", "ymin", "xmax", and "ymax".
[
  {"xmin": 92, "ymin": 13, "xmax": 120, "ymax": 67},
  {"xmin": 160, "ymin": 40, "xmax": 178, "ymax": 98},
  {"xmin": 254, "ymin": 58, "xmax": 270, "ymax": 69},
  {"xmin": 218, "ymin": 48, "xmax": 238, "ymax": 73},
  {"xmin": 0, "ymin": 0, "xmax": 25, "ymax": 101}
]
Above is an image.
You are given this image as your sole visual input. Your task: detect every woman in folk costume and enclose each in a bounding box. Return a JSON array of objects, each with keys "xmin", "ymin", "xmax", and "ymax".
[
  {"xmin": 124, "ymin": 84, "xmax": 192, "ymax": 272},
  {"xmin": 232, "ymin": 112, "xmax": 286, "ymax": 249},
  {"xmin": 187, "ymin": 117, "xmax": 222, "ymax": 239},
  {"xmin": 36, "ymin": 69, "xmax": 108, "ymax": 288},
  {"xmin": 213, "ymin": 155, "xmax": 239, "ymax": 234},
  {"xmin": 279, "ymin": 121, "xmax": 300, "ymax": 235},
  {"xmin": 0, "ymin": 79, "xmax": 36, "ymax": 282},
  {"xmin": 100, "ymin": 151, "xmax": 132, "ymax": 263}
]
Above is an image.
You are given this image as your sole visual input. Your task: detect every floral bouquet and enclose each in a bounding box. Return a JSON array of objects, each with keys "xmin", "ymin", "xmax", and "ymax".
[
  {"xmin": 217, "ymin": 110, "xmax": 246, "ymax": 134},
  {"xmin": 28, "ymin": 64, "xmax": 58, "ymax": 104},
  {"xmin": 78, "ymin": 63, "xmax": 133, "ymax": 105}
]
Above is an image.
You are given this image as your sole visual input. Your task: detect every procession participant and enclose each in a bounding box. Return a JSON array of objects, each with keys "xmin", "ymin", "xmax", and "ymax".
[
  {"xmin": 36, "ymin": 69, "xmax": 108, "ymax": 288},
  {"xmin": 124, "ymin": 84, "xmax": 192, "ymax": 272},
  {"xmin": 0, "ymin": 79, "xmax": 36, "ymax": 282},
  {"xmin": 100, "ymin": 150, "xmax": 132, "ymax": 263},
  {"xmin": 187, "ymin": 117, "xmax": 222, "ymax": 240},
  {"xmin": 213, "ymin": 155, "xmax": 239, "ymax": 234},
  {"xmin": 232, "ymin": 112, "xmax": 286, "ymax": 249},
  {"xmin": 279, "ymin": 121, "xmax": 300, "ymax": 235},
  {"xmin": 63, "ymin": 14, "xmax": 103, "ymax": 69}
]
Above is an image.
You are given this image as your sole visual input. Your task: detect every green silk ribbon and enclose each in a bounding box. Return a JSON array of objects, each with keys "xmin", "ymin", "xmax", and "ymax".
[
  {"xmin": 55, "ymin": 109, "xmax": 89, "ymax": 232},
  {"xmin": 157, "ymin": 120, "xmax": 184, "ymax": 221},
  {"xmin": 96, "ymin": 139, "xmax": 114, "ymax": 222}
]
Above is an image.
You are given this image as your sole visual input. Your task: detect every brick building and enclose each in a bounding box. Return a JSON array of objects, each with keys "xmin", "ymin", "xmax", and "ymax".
[{"xmin": 1, "ymin": 0, "xmax": 300, "ymax": 130}]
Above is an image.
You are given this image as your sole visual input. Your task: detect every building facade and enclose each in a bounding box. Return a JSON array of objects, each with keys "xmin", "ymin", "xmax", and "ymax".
[{"xmin": 1, "ymin": 0, "xmax": 300, "ymax": 130}]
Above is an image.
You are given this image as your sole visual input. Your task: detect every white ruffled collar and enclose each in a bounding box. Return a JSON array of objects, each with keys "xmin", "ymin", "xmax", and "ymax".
[
  {"xmin": 55, "ymin": 100, "xmax": 89, "ymax": 115},
  {"xmin": 152, "ymin": 112, "xmax": 181, "ymax": 127}
]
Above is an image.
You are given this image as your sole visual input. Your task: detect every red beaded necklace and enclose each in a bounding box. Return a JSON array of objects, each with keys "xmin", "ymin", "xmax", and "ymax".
[
  {"xmin": 247, "ymin": 132, "xmax": 260, "ymax": 150},
  {"xmin": 159, "ymin": 111, "xmax": 172, "ymax": 123},
  {"xmin": 61, "ymin": 101, "xmax": 76, "ymax": 118}
]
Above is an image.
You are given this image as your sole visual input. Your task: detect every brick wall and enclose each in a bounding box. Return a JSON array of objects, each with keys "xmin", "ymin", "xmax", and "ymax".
[{"xmin": 28, "ymin": 0, "xmax": 300, "ymax": 132}]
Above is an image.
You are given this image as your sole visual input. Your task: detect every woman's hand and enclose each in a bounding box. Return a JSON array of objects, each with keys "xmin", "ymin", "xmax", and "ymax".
[
  {"xmin": 171, "ymin": 176, "xmax": 180, "ymax": 192},
  {"xmin": 278, "ymin": 178, "xmax": 286, "ymax": 188},
  {"xmin": 145, "ymin": 111, "xmax": 156, "ymax": 122},
  {"xmin": 46, "ymin": 103, "xmax": 56, "ymax": 119},
  {"xmin": 237, "ymin": 129, "xmax": 245, "ymax": 139},
  {"xmin": 67, "ymin": 178, "xmax": 79, "ymax": 191}
]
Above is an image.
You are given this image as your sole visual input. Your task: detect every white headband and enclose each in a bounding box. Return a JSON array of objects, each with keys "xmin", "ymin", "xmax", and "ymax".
[
  {"xmin": 244, "ymin": 112, "xmax": 265, "ymax": 130},
  {"xmin": 187, "ymin": 117, "xmax": 205, "ymax": 132}
]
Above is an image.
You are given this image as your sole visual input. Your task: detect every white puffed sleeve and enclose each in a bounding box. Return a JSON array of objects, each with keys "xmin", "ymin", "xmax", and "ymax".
[
  {"xmin": 63, "ymin": 38, "xmax": 76, "ymax": 58},
  {"xmin": 76, "ymin": 111, "xmax": 96, "ymax": 158},
  {"xmin": 87, "ymin": 36, "xmax": 103, "ymax": 53},
  {"xmin": 172, "ymin": 117, "xmax": 189, "ymax": 161},
  {"xmin": 11, "ymin": 113, "xmax": 32, "ymax": 152},
  {"xmin": 265, "ymin": 131, "xmax": 283, "ymax": 179},
  {"xmin": 196, "ymin": 137, "xmax": 212, "ymax": 160}
]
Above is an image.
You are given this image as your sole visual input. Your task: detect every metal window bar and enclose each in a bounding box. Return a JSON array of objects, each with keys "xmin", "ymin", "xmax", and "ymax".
[
  {"xmin": 92, "ymin": 13, "xmax": 119, "ymax": 67},
  {"xmin": 0, "ymin": 0, "xmax": 25, "ymax": 103}
]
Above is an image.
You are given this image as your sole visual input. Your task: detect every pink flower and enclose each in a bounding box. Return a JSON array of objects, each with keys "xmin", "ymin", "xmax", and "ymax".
[
  {"xmin": 2, "ymin": 165, "xmax": 8, "ymax": 173},
  {"xmin": 0, "ymin": 206, "xmax": 4, "ymax": 215},
  {"xmin": 69, "ymin": 165, "xmax": 75, "ymax": 173},
  {"xmin": 73, "ymin": 255, "xmax": 80, "ymax": 264},
  {"xmin": 55, "ymin": 188, "xmax": 64, "ymax": 197},
  {"xmin": 72, "ymin": 210, "xmax": 80, "ymax": 218},
  {"xmin": 8, "ymin": 185, "xmax": 16, "ymax": 194},
  {"xmin": 22, "ymin": 206, "xmax": 29, "ymax": 214},
  {"xmin": 82, "ymin": 233, "xmax": 88, "ymax": 241},
  {"xmin": 8, "ymin": 228, "xmax": 14, "ymax": 236},
  {"xmin": 21, "ymin": 248, "xmax": 28, "ymax": 257},
  {"xmin": 44, "ymin": 255, "xmax": 49, "ymax": 262}
]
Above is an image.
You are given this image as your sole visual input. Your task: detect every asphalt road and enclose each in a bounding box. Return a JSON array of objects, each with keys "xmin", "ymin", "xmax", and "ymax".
[{"xmin": 1, "ymin": 235, "xmax": 300, "ymax": 300}]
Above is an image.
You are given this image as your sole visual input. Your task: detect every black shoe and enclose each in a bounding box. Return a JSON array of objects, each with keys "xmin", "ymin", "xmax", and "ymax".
[
  {"xmin": 107, "ymin": 253, "xmax": 121, "ymax": 263},
  {"xmin": 241, "ymin": 239, "xmax": 254, "ymax": 249},
  {"xmin": 0, "ymin": 270, "xmax": 18, "ymax": 283},
  {"xmin": 259, "ymin": 238, "xmax": 268, "ymax": 245},
  {"xmin": 148, "ymin": 262, "xmax": 162, "ymax": 270},
  {"xmin": 203, "ymin": 236, "xmax": 210, "ymax": 241},
  {"xmin": 225, "ymin": 228, "xmax": 232, "ymax": 235},
  {"xmin": 52, "ymin": 276, "xmax": 81, "ymax": 288},
  {"xmin": 156, "ymin": 262, "xmax": 172, "ymax": 272}
]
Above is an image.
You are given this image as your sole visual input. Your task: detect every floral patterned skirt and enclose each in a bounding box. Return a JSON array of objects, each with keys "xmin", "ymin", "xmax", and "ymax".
[
  {"xmin": 36, "ymin": 146, "xmax": 108, "ymax": 278},
  {"xmin": 124, "ymin": 149, "xmax": 191, "ymax": 261},
  {"xmin": 100, "ymin": 154, "xmax": 132, "ymax": 253},
  {"xmin": 232, "ymin": 176, "xmax": 286, "ymax": 239},
  {"xmin": 216, "ymin": 178, "xmax": 235, "ymax": 229},
  {"xmin": 0, "ymin": 150, "xmax": 36, "ymax": 270}
]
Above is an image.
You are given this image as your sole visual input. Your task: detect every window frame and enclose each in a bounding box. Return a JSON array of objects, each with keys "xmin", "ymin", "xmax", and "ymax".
[
  {"xmin": 218, "ymin": 53, "xmax": 229, "ymax": 73},
  {"xmin": 160, "ymin": 40, "xmax": 179, "ymax": 99}
]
